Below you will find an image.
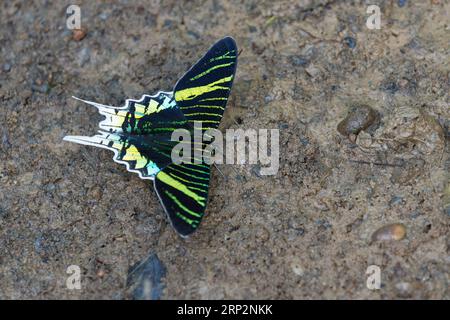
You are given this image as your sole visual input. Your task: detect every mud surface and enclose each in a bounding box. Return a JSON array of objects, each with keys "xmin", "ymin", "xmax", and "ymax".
[{"xmin": 0, "ymin": 0, "xmax": 449, "ymax": 299}]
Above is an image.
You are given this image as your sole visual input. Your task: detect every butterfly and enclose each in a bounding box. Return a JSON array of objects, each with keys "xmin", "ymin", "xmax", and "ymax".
[{"xmin": 64, "ymin": 37, "xmax": 237, "ymax": 237}]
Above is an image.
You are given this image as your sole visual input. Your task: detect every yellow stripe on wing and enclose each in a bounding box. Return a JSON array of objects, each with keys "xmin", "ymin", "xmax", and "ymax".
[
  {"xmin": 121, "ymin": 145, "xmax": 148, "ymax": 169},
  {"xmin": 190, "ymin": 62, "xmax": 234, "ymax": 81},
  {"xmin": 164, "ymin": 190, "xmax": 202, "ymax": 218},
  {"xmin": 157, "ymin": 171, "xmax": 206, "ymax": 206},
  {"xmin": 175, "ymin": 75, "xmax": 233, "ymax": 101}
]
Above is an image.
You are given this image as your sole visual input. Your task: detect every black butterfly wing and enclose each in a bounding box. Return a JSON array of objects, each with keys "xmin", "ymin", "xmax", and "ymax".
[
  {"xmin": 154, "ymin": 162, "xmax": 211, "ymax": 237},
  {"xmin": 173, "ymin": 36, "xmax": 237, "ymax": 130}
]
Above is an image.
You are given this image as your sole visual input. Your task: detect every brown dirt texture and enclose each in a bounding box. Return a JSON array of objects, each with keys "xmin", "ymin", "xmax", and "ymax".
[{"xmin": 0, "ymin": 0, "xmax": 449, "ymax": 299}]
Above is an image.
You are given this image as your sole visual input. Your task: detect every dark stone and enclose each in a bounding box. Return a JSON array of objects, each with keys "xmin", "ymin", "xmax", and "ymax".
[
  {"xmin": 251, "ymin": 164, "xmax": 261, "ymax": 177},
  {"xmin": 126, "ymin": 253, "xmax": 166, "ymax": 300},
  {"xmin": 343, "ymin": 36, "xmax": 356, "ymax": 49},
  {"xmin": 187, "ymin": 30, "xmax": 200, "ymax": 40},
  {"xmin": 31, "ymin": 83, "xmax": 49, "ymax": 94},
  {"xmin": 316, "ymin": 219, "xmax": 332, "ymax": 230},
  {"xmin": 300, "ymin": 137, "xmax": 309, "ymax": 146},
  {"xmin": 248, "ymin": 25, "xmax": 257, "ymax": 33},
  {"xmin": 0, "ymin": 206, "xmax": 9, "ymax": 220},
  {"xmin": 264, "ymin": 95, "xmax": 274, "ymax": 103},
  {"xmin": 163, "ymin": 19, "xmax": 174, "ymax": 29},
  {"xmin": 289, "ymin": 55, "xmax": 308, "ymax": 66},
  {"xmin": 3, "ymin": 63, "xmax": 11, "ymax": 72},
  {"xmin": 381, "ymin": 81, "xmax": 399, "ymax": 94},
  {"xmin": 389, "ymin": 195, "xmax": 404, "ymax": 207}
]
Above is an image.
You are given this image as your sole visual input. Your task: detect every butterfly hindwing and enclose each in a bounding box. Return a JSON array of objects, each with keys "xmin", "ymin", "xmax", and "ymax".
[
  {"xmin": 174, "ymin": 37, "xmax": 237, "ymax": 130},
  {"xmin": 64, "ymin": 93, "xmax": 191, "ymax": 179},
  {"xmin": 154, "ymin": 162, "xmax": 211, "ymax": 236},
  {"xmin": 64, "ymin": 131, "xmax": 164, "ymax": 178}
]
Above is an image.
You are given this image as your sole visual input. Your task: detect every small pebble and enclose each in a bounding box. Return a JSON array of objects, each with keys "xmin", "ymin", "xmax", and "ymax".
[
  {"xmin": 97, "ymin": 269, "xmax": 106, "ymax": 278},
  {"xmin": 78, "ymin": 47, "xmax": 91, "ymax": 66},
  {"xmin": 337, "ymin": 105, "xmax": 379, "ymax": 142},
  {"xmin": 72, "ymin": 28, "xmax": 87, "ymax": 41},
  {"xmin": 163, "ymin": 19, "xmax": 174, "ymax": 29},
  {"xmin": 343, "ymin": 36, "xmax": 357, "ymax": 49},
  {"xmin": 381, "ymin": 81, "xmax": 399, "ymax": 94},
  {"xmin": 0, "ymin": 206, "xmax": 8, "ymax": 220},
  {"xmin": 316, "ymin": 219, "xmax": 332, "ymax": 229},
  {"xmin": 395, "ymin": 282, "xmax": 411, "ymax": 297},
  {"xmin": 187, "ymin": 30, "xmax": 200, "ymax": 40},
  {"xmin": 126, "ymin": 253, "xmax": 166, "ymax": 300},
  {"xmin": 99, "ymin": 12, "xmax": 109, "ymax": 20},
  {"xmin": 251, "ymin": 164, "xmax": 262, "ymax": 177},
  {"xmin": 2, "ymin": 63, "xmax": 11, "ymax": 72},
  {"xmin": 371, "ymin": 223, "xmax": 407, "ymax": 242},
  {"xmin": 291, "ymin": 262, "xmax": 304, "ymax": 276},
  {"xmin": 300, "ymin": 137, "xmax": 309, "ymax": 145},
  {"xmin": 290, "ymin": 55, "xmax": 308, "ymax": 67},
  {"xmin": 264, "ymin": 95, "xmax": 274, "ymax": 103},
  {"xmin": 31, "ymin": 83, "xmax": 49, "ymax": 94},
  {"xmin": 305, "ymin": 64, "xmax": 320, "ymax": 78},
  {"xmin": 389, "ymin": 195, "xmax": 404, "ymax": 207}
]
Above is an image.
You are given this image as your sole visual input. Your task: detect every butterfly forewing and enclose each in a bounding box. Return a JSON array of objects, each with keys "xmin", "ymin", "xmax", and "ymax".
[
  {"xmin": 155, "ymin": 37, "xmax": 238, "ymax": 236},
  {"xmin": 174, "ymin": 37, "xmax": 237, "ymax": 130}
]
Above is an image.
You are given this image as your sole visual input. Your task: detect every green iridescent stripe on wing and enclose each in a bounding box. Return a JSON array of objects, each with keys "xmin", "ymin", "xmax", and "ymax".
[{"xmin": 154, "ymin": 162, "xmax": 211, "ymax": 236}]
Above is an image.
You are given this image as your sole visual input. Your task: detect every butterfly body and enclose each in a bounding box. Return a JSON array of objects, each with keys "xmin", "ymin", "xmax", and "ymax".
[{"xmin": 64, "ymin": 37, "xmax": 237, "ymax": 237}]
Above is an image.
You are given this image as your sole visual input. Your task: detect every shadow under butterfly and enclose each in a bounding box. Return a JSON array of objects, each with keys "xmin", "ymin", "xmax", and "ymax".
[{"xmin": 64, "ymin": 37, "xmax": 238, "ymax": 237}]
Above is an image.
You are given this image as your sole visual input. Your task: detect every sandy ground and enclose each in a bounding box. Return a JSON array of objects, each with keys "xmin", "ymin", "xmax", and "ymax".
[{"xmin": 0, "ymin": 0, "xmax": 449, "ymax": 299}]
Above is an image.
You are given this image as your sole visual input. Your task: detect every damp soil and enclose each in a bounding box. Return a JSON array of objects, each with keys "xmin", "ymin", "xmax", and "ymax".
[{"xmin": 0, "ymin": 1, "xmax": 449, "ymax": 299}]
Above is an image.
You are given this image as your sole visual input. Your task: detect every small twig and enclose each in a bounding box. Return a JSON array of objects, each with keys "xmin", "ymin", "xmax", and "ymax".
[
  {"xmin": 348, "ymin": 159, "xmax": 404, "ymax": 167},
  {"xmin": 297, "ymin": 26, "xmax": 341, "ymax": 49}
]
